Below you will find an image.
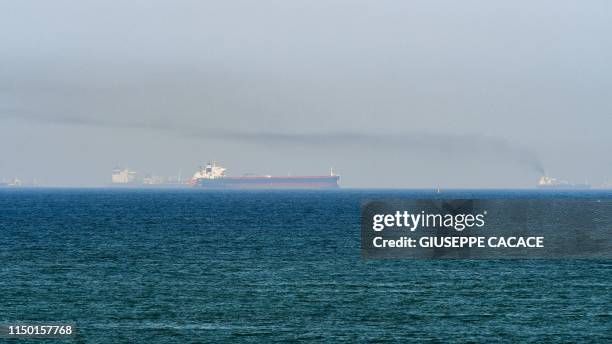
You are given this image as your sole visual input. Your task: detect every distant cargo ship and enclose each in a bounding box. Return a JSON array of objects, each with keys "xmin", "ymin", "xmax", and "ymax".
[
  {"xmin": 191, "ymin": 162, "xmax": 340, "ymax": 189},
  {"xmin": 537, "ymin": 175, "xmax": 590, "ymax": 189},
  {"xmin": 110, "ymin": 167, "xmax": 187, "ymax": 187},
  {"xmin": 111, "ymin": 168, "xmax": 137, "ymax": 184},
  {"xmin": 0, "ymin": 178, "xmax": 27, "ymax": 187}
]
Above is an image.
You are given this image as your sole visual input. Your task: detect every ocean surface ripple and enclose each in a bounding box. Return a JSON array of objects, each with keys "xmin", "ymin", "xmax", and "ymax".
[{"xmin": 1, "ymin": 189, "xmax": 611, "ymax": 343}]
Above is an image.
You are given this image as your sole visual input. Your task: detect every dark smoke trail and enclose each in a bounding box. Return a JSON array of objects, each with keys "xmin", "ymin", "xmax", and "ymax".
[{"xmin": 1, "ymin": 110, "xmax": 545, "ymax": 174}]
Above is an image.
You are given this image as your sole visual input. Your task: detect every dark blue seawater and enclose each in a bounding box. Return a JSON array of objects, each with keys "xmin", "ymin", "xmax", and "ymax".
[{"xmin": 1, "ymin": 189, "xmax": 610, "ymax": 343}]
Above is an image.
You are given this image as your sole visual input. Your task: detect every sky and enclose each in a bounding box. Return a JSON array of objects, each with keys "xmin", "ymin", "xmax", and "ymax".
[{"xmin": 1, "ymin": 0, "xmax": 611, "ymax": 187}]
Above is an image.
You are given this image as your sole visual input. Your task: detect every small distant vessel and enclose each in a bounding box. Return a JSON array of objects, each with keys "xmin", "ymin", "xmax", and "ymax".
[
  {"xmin": 111, "ymin": 167, "xmax": 137, "ymax": 184},
  {"xmin": 191, "ymin": 161, "xmax": 340, "ymax": 189},
  {"xmin": 0, "ymin": 178, "xmax": 38, "ymax": 187},
  {"xmin": 537, "ymin": 175, "xmax": 590, "ymax": 189},
  {"xmin": 109, "ymin": 167, "xmax": 187, "ymax": 187},
  {"xmin": 601, "ymin": 182, "xmax": 612, "ymax": 189}
]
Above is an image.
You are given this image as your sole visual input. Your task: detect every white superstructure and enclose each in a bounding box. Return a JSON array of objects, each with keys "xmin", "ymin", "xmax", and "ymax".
[
  {"xmin": 192, "ymin": 161, "xmax": 226, "ymax": 180},
  {"xmin": 112, "ymin": 168, "xmax": 137, "ymax": 184},
  {"xmin": 537, "ymin": 174, "xmax": 590, "ymax": 189},
  {"xmin": 537, "ymin": 175, "xmax": 566, "ymax": 187}
]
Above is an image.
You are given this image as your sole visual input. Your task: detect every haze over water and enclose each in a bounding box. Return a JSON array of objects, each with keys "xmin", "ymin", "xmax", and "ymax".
[{"xmin": 1, "ymin": 1, "xmax": 611, "ymax": 187}]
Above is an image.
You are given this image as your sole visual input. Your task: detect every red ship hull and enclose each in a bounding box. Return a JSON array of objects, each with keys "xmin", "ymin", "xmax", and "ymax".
[{"xmin": 193, "ymin": 175, "xmax": 340, "ymax": 189}]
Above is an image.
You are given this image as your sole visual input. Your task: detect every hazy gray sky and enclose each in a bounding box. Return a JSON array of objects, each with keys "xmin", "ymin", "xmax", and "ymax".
[{"xmin": 1, "ymin": 0, "xmax": 611, "ymax": 187}]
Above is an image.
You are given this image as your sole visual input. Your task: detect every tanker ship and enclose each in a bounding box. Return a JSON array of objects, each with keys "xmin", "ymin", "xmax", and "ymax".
[
  {"xmin": 536, "ymin": 175, "xmax": 590, "ymax": 189},
  {"xmin": 190, "ymin": 162, "xmax": 340, "ymax": 189}
]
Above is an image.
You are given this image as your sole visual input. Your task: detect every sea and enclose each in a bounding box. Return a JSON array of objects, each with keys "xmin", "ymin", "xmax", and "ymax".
[{"xmin": 0, "ymin": 189, "xmax": 610, "ymax": 343}]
